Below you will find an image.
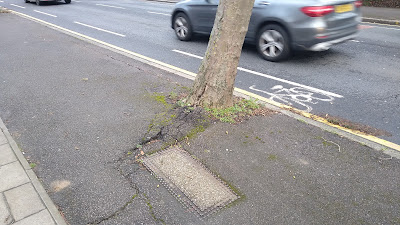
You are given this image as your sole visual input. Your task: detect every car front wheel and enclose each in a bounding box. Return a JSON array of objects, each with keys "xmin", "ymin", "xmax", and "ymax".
[
  {"xmin": 173, "ymin": 13, "xmax": 193, "ymax": 41},
  {"xmin": 65, "ymin": 0, "xmax": 71, "ymax": 4},
  {"xmin": 256, "ymin": 24, "xmax": 291, "ymax": 62}
]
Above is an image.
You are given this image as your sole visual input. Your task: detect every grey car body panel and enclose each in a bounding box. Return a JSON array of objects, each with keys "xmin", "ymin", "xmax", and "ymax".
[{"xmin": 171, "ymin": 0, "xmax": 361, "ymax": 50}]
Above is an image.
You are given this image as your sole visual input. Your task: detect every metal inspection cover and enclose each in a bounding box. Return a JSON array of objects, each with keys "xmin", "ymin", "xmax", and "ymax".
[{"xmin": 142, "ymin": 146, "xmax": 238, "ymax": 216}]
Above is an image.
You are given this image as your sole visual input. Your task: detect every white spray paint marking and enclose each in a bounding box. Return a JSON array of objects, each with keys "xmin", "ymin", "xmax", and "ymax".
[
  {"xmin": 172, "ymin": 49, "xmax": 343, "ymax": 98},
  {"xmin": 74, "ymin": 21, "xmax": 126, "ymax": 37},
  {"xmin": 34, "ymin": 10, "xmax": 57, "ymax": 17},
  {"xmin": 147, "ymin": 11, "xmax": 170, "ymax": 16},
  {"xmin": 350, "ymin": 40, "xmax": 360, "ymax": 43},
  {"xmin": 10, "ymin": 4, "xmax": 25, "ymax": 8},
  {"xmin": 96, "ymin": 4, "xmax": 126, "ymax": 9}
]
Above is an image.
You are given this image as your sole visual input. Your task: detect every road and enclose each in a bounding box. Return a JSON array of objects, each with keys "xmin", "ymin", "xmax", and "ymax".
[{"xmin": 1, "ymin": 0, "xmax": 399, "ymax": 144}]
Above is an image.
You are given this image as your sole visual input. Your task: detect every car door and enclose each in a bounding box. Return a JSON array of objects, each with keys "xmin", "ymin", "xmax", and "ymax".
[
  {"xmin": 189, "ymin": 0, "xmax": 219, "ymax": 33},
  {"xmin": 247, "ymin": 0, "xmax": 276, "ymax": 40}
]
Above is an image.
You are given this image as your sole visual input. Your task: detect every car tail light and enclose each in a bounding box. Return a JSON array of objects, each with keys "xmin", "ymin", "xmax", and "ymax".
[
  {"xmin": 301, "ymin": 6, "xmax": 334, "ymax": 17},
  {"xmin": 355, "ymin": 0, "xmax": 362, "ymax": 8}
]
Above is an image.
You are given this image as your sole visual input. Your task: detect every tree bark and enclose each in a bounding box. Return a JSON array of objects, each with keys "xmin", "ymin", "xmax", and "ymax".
[{"xmin": 187, "ymin": 0, "xmax": 255, "ymax": 108}]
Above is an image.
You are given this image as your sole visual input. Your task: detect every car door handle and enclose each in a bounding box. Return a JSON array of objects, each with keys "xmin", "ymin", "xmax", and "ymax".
[{"xmin": 259, "ymin": 1, "xmax": 270, "ymax": 5}]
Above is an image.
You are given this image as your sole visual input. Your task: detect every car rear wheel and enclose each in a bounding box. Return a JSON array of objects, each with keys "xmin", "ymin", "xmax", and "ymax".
[
  {"xmin": 65, "ymin": 0, "xmax": 71, "ymax": 4},
  {"xmin": 25, "ymin": 0, "xmax": 29, "ymax": 3},
  {"xmin": 256, "ymin": 24, "xmax": 291, "ymax": 62},
  {"xmin": 173, "ymin": 13, "xmax": 192, "ymax": 41}
]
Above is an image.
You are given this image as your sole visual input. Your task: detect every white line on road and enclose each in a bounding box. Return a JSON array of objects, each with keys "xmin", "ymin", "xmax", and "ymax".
[
  {"xmin": 10, "ymin": 4, "xmax": 25, "ymax": 8},
  {"xmin": 172, "ymin": 49, "xmax": 343, "ymax": 98},
  {"xmin": 147, "ymin": 11, "xmax": 170, "ymax": 16},
  {"xmin": 74, "ymin": 21, "xmax": 126, "ymax": 37},
  {"xmin": 0, "ymin": 1, "xmax": 4, "ymax": 3},
  {"xmin": 173, "ymin": 49, "xmax": 203, "ymax": 59},
  {"xmin": 34, "ymin": 10, "xmax": 57, "ymax": 17},
  {"xmin": 96, "ymin": 4, "xmax": 126, "ymax": 9}
]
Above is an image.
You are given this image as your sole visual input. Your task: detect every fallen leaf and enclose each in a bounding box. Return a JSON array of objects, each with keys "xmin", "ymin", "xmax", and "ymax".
[
  {"xmin": 140, "ymin": 150, "xmax": 144, "ymax": 155},
  {"xmin": 82, "ymin": 78, "xmax": 89, "ymax": 81},
  {"xmin": 75, "ymin": 147, "xmax": 79, "ymax": 150}
]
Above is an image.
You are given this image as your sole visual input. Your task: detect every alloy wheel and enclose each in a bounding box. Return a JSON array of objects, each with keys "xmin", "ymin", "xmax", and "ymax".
[
  {"xmin": 259, "ymin": 30, "xmax": 284, "ymax": 58},
  {"xmin": 174, "ymin": 16, "xmax": 189, "ymax": 39}
]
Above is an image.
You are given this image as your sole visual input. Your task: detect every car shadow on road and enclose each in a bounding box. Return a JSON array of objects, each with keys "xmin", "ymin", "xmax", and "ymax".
[{"xmin": 27, "ymin": 1, "xmax": 68, "ymax": 6}]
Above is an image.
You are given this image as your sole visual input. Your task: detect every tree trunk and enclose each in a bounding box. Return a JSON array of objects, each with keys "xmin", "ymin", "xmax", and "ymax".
[{"xmin": 187, "ymin": 0, "xmax": 255, "ymax": 108}]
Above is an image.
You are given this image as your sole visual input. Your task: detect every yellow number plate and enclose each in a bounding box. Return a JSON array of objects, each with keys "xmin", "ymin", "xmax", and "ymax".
[{"xmin": 335, "ymin": 4, "xmax": 354, "ymax": 13}]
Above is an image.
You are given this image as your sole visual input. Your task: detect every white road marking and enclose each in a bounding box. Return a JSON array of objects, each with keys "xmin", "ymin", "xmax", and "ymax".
[
  {"xmin": 96, "ymin": 4, "xmax": 126, "ymax": 9},
  {"xmin": 34, "ymin": 10, "xmax": 57, "ymax": 17},
  {"xmin": 173, "ymin": 49, "xmax": 203, "ymax": 59},
  {"xmin": 74, "ymin": 21, "xmax": 126, "ymax": 37},
  {"xmin": 0, "ymin": 1, "xmax": 4, "ymax": 2},
  {"xmin": 350, "ymin": 40, "xmax": 360, "ymax": 43},
  {"xmin": 147, "ymin": 11, "xmax": 170, "ymax": 16},
  {"xmin": 10, "ymin": 4, "xmax": 25, "ymax": 8},
  {"xmin": 172, "ymin": 49, "xmax": 343, "ymax": 98}
]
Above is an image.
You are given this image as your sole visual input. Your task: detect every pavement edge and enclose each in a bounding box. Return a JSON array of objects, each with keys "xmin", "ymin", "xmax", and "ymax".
[
  {"xmin": 9, "ymin": 10, "xmax": 400, "ymax": 158},
  {"xmin": 0, "ymin": 117, "xmax": 68, "ymax": 225}
]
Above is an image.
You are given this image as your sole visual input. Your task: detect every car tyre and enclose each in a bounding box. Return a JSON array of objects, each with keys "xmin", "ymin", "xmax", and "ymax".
[
  {"xmin": 25, "ymin": 0, "xmax": 29, "ymax": 3},
  {"xmin": 173, "ymin": 13, "xmax": 193, "ymax": 41},
  {"xmin": 65, "ymin": 0, "xmax": 71, "ymax": 4},
  {"xmin": 256, "ymin": 24, "xmax": 291, "ymax": 62},
  {"xmin": 35, "ymin": 0, "xmax": 42, "ymax": 5}
]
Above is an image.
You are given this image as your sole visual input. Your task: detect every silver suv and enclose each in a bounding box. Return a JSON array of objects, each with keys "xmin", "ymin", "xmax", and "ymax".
[{"xmin": 171, "ymin": 0, "xmax": 361, "ymax": 61}]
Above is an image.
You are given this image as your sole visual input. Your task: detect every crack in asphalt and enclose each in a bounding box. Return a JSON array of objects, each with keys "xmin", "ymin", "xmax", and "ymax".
[
  {"xmin": 87, "ymin": 99, "xmax": 210, "ymax": 224},
  {"xmin": 89, "ymin": 128, "xmax": 166, "ymax": 224},
  {"xmin": 106, "ymin": 54, "xmax": 145, "ymax": 71}
]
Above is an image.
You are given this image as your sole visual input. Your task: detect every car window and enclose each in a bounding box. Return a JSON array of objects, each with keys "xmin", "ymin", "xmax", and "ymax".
[{"xmin": 209, "ymin": 0, "xmax": 219, "ymax": 5}]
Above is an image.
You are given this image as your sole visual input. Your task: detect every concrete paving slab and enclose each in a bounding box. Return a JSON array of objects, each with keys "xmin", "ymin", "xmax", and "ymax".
[
  {"xmin": 12, "ymin": 210, "xmax": 54, "ymax": 225},
  {"xmin": 0, "ymin": 132, "xmax": 7, "ymax": 146},
  {"xmin": 0, "ymin": 162, "xmax": 29, "ymax": 192},
  {"xmin": 143, "ymin": 146, "xmax": 238, "ymax": 215},
  {"xmin": 0, "ymin": 195, "xmax": 13, "ymax": 225},
  {"xmin": 0, "ymin": 144, "xmax": 17, "ymax": 166},
  {"xmin": 4, "ymin": 183, "xmax": 45, "ymax": 221}
]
